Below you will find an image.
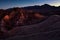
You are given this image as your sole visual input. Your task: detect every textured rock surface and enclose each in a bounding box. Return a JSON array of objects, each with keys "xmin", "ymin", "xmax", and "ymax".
[{"xmin": 1, "ymin": 15, "xmax": 60, "ymax": 40}]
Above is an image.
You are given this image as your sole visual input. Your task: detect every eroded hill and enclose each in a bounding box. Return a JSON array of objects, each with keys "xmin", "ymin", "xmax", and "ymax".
[{"xmin": 0, "ymin": 4, "xmax": 60, "ymax": 40}]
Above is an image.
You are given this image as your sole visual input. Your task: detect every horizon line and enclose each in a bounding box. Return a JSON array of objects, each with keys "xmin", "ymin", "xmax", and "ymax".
[{"xmin": 0, "ymin": 4, "xmax": 60, "ymax": 10}]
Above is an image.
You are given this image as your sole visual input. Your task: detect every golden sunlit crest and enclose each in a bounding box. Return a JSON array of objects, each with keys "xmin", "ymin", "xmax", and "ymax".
[
  {"xmin": 3, "ymin": 15, "xmax": 10, "ymax": 21},
  {"xmin": 34, "ymin": 13, "xmax": 44, "ymax": 18}
]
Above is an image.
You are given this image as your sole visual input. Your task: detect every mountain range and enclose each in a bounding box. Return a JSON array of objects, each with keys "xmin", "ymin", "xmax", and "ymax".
[{"xmin": 0, "ymin": 4, "xmax": 60, "ymax": 40}]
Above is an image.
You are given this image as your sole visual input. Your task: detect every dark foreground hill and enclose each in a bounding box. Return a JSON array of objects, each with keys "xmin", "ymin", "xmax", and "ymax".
[{"xmin": 0, "ymin": 15, "xmax": 60, "ymax": 40}]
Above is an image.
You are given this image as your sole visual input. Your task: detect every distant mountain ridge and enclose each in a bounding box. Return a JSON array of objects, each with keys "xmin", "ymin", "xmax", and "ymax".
[{"xmin": 1, "ymin": 4, "xmax": 60, "ymax": 15}]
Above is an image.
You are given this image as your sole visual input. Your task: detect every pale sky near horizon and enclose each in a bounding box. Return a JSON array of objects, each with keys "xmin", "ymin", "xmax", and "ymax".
[{"xmin": 0, "ymin": 0, "xmax": 60, "ymax": 9}]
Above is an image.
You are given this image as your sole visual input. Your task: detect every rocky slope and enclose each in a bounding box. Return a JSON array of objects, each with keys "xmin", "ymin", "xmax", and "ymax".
[
  {"xmin": 0, "ymin": 4, "xmax": 60, "ymax": 40},
  {"xmin": 2, "ymin": 15, "xmax": 60, "ymax": 40},
  {"xmin": 0, "ymin": 8, "xmax": 47, "ymax": 39}
]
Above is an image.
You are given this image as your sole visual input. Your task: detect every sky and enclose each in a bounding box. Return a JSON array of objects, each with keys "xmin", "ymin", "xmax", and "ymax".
[{"xmin": 0, "ymin": 0, "xmax": 60, "ymax": 9}]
